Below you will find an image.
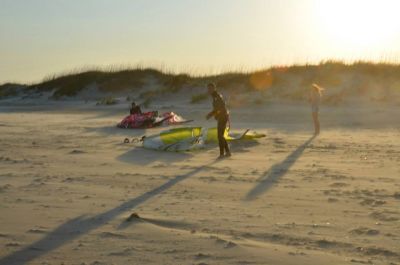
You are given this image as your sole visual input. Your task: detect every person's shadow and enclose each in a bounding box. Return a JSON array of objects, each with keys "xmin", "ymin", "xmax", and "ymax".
[
  {"xmin": 244, "ymin": 135, "xmax": 316, "ymax": 201},
  {"xmin": 117, "ymin": 147, "xmax": 193, "ymax": 166},
  {"xmin": 0, "ymin": 160, "xmax": 219, "ymax": 265}
]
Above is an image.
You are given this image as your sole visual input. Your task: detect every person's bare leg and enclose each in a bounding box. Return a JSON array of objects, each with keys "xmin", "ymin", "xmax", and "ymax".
[
  {"xmin": 312, "ymin": 112, "xmax": 320, "ymax": 135},
  {"xmin": 217, "ymin": 119, "xmax": 226, "ymax": 157}
]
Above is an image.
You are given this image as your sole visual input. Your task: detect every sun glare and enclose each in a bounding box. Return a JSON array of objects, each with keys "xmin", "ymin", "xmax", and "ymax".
[{"xmin": 316, "ymin": 0, "xmax": 400, "ymax": 51}]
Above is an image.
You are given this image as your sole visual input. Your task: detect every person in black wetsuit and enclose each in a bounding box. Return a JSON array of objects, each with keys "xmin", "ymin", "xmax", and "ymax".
[
  {"xmin": 130, "ymin": 102, "xmax": 142, "ymax": 115},
  {"xmin": 206, "ymin": 83, "xmax": 231, "ymax": 159}
]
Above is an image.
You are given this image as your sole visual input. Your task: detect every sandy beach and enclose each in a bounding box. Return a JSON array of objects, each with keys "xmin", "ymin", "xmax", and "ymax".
[
  {"xmin": 0, "ymin": 99, "xmax": 399, "ymax": 265},
  {"xmin": 2, "ymin": 0, "xmax": 400, "ymax": 263}
]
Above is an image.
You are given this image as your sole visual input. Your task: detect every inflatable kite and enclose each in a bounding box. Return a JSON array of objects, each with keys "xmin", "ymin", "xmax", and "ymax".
[
  {"xmin": 135, "ymin": 126, "xmax": 266, "ymax": 152},
  {"xmin": 117, "ymin": 111, "xmax": 192, "ymax": 129}
]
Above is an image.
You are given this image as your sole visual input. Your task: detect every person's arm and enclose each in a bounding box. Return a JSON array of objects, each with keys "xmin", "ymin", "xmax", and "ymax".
[{"xmin": 206, "ymin": 110, "xmax": 215, "ymax": 120}]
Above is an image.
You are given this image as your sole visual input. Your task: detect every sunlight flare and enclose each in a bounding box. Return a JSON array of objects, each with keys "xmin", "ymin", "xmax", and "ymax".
[{"xmin": 316, "ymin": 0, "xmax": 400, "ymax": 49}]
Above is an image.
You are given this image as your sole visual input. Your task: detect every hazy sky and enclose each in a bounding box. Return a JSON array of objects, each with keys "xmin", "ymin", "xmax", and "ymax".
[{"xmin": 1, "ymin": 0, "xmax": 400, "ymax": 84}]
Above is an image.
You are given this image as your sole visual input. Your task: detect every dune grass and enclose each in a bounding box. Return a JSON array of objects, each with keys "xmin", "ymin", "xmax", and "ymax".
[
  {"xmin": 1, "ymin": 60, "xmax": 400, "ymax": 103},
  {"xmin": 96, "ymin": 96, "xmax": 119, "ymax": 106}
]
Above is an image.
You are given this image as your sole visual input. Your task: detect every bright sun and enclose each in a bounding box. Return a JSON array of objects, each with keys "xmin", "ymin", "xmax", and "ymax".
[{"xmin": 316, "ymin": 0, "xmax": 400, "ymax": 51}]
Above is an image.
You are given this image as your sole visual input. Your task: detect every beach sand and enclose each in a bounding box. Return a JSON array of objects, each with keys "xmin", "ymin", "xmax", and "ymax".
[{"xmin": 0, "ymin": 101, "xmax": 399, "ymax": 265}]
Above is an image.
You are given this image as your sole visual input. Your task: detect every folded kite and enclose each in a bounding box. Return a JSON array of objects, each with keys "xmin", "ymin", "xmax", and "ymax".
[
  {"xmin": 141, "ymin": 126, "xmax": 266, "ymax": 152},
  {"xmin": 117, "ymin": 111, "xmax": 192, "ymax": 129}
]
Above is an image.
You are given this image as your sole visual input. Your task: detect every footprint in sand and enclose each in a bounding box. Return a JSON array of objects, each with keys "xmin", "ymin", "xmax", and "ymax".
[
  {"xmin": 199, "ymin": 176, "xmax": 217, "ymax": 182},
  {"xmin": 327, "ymin": 198, "xmax": 339, "ymax": 203},
  {"xmin": 63, "ymin": 177, "xmax": 85, "ymax": 182},
  {"xmin": 0, "ymin": 184, "xmax": 12, "ymax": 192},
  {"xmin": 107, "ymin": 247, "xmax": 135, "ymax": 256},
  {"xmin": 0, "ymin": 156, "xmax": 28, "ymax": 164},
  {"xmin": 27, "ymin": 228, "xmax": 48, "ymax": 234},
  {"xmin": 152, "ymin": 162, "xmax": 167, "ymax": 168},
  {"xmin": 329, "ymin": 182, "xmax": 349, "ymax": 188},
  {"xmin": 210, "ymin": 235, "xmax": 238, "ymax": 249},
  {"xmin": 288, "ymin": 251, "xmax": 307, "ymax": 256},
  {"xmin": 359, "ymin": 198, "xmax": 386, "ymax": 207},
  {"xmin": 0, "ymin": 233, "xmax": 9, "ymax": 239},
  {"xmin": 194, "ymin": 253, "xmax": 211, "ymax": 260},
  {"xmin": 99, "ymin": 231, "xmax": 127, "ymax": 239},
  {"xmin": 90, "ymin": 261, "xmax": 108, "ymax": 265},
  {"xmin": 69, "ymin": 149, "xmax": 86, "ymax": 154},
  {"xmin": 369, "ymin": 211, "xmax": 399, "ymax": 222},
  {"xmin": 355, "ymin": 246, "xmax": 400, "ymax": 259},
  {"xmin": 272, "ymin": 138, "xmax": 285, "ymax": 145},
  {"xmin": 349, "ymin": 227, "xmax": 380, "ymax": 236},
  {"xmin": 5, "ymin": 242, "xmax": 21, "ymax": 248}
]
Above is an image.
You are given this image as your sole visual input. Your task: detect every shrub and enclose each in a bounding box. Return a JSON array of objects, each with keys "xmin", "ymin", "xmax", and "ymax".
[
  {"xmin": 96, "ymin": 96, "xmax": 118, "ymax": 105},
  {"xmin": 0, "ymin": 84, "xmax": 22, "ymax": 98},
  {"xmin": 163, "ymin": 74, "xmax": 190, "ymax": 92}
]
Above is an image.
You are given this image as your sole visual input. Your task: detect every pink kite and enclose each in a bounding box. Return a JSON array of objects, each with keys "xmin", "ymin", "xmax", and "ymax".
[{"xmin": 117, "ymin": 111, "xmax": 192, "ymax": 129}]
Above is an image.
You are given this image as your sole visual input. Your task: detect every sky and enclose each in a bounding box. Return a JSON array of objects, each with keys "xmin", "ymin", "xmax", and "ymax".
[{"xmin": 1, "ymin": 0, "xmax": 400, "ymax": 84}]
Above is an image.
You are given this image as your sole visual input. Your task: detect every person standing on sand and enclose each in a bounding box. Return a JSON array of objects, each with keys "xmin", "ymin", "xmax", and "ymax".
[
  {"xmin": 206, "ymin": 83, "xmax": 231, "ymax": 159},
  {"xmin": 130, "ymin": 102, "xmax": 142, "ymax": 115},
  {"xmin": 309, "ymin": 83, "xmax": 323, "ymax": 135}
]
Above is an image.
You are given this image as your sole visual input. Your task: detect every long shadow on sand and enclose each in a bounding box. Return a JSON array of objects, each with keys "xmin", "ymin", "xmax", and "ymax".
[
  {"xmin": 0, "ymin": 160, "xmax": 219, "ymax": 265},
  {"xmin": 117, "ymin": 147, "xmax": 193, "ymax": 166},
  {"xmin": 244, "ymin": 135, "xmax": 315, "ymax": 201},
  {"xmin": 85, "ymin": 125, "xmax": 149, "ymax": 137}
]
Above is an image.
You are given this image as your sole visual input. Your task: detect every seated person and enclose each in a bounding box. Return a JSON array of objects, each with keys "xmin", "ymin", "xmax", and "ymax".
[{"xmin": 130, "ymin": 102, "xmax": 142, "ymax": 115}]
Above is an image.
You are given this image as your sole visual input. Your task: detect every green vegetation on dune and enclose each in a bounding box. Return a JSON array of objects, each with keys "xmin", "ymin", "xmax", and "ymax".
[
  {"xmin": 29, "ymin": 68, "xmax": 170, "ymax": 99},
  {"xmin": 0, "ymin": 83, "xmax": 25, "ymax": 98},
  {"xmin": 96, "ymin": 96, "xmax": 119, "ymax": 106},
  {"xmin": 1, "ymin": 61, "xmax": 400, "ymax": 104}
]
